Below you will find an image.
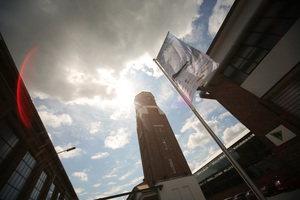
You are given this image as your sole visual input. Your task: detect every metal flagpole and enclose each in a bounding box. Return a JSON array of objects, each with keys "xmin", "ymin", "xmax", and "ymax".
[{"xmin": 153, "ymin": 59, "xmax": 265, "ymax": 200}]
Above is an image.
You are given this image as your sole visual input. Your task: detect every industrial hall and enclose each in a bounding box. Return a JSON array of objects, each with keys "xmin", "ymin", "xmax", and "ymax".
[
  {"xmin": 195, "ymin": 0, "xmax": 300, "ymax": 199},
  {"xmin": 0, "ymin": 34, "xmax": 78, "ymax": 200}
]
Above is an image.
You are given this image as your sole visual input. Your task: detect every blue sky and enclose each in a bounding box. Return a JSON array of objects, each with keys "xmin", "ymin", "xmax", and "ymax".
[{"xmin": 0, "ymin": 0, "xmax": 251, "ymax": 199}]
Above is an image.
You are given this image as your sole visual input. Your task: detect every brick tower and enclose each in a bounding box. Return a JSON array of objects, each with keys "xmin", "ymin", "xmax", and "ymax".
[{"xmin": 134, "ymin": 92, "xmax": 191, "ymax": 187}]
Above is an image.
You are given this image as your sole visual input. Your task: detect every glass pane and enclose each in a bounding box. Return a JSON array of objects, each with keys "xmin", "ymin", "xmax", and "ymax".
[
  {"xmin": 253, "ymin": 18, "xmax": 274, "ymax": 33},
  {"xmin": 259, "ymin": 34, "xmax": 281, "ymax": 50},
  {"xmin": 16, "ymin": 177, "xmax": 26, "ymax": 190},
  {"xmin": 245, "ymin": 33, "xmax": 262, "ymax": 46},
  {"xmin": 236, "ymin": 45, "xmax": 253, "ymax": 57},
  {"xmin": 0, "ymin": 152, "xmax": 36, "ymax": 200},
  {"xmin": 239, "ymin": 61, "xmax": 257, "ymax": 75},
  {"xmin": 246, "ymin": 48, "xmax": 268, "ymax": 63},
  {"xmin": 270, "ymin": 19, "xmax": 295, "ymax": 35},
  {"xmin": 229, "ymin": 56, "xmax": 244, "ymax": 68},
  {"xmin": 0, "ymin": 143, "xmax": 10, "ymax": 159}
]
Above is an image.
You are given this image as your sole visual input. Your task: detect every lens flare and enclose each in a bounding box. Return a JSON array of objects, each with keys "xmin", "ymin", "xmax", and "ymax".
[{"xmin": 17, "ymin": 46, "xmax": 39, "ymax": 128}]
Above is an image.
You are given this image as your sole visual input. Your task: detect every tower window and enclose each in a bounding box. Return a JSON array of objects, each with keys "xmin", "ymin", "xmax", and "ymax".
[
  {"xmin": 153, "ymin": 125, "xmax": 164, "ymax": 132},
  {"xmin": 162, "ymin": 139, "xmax": 168, "ymax": 150},
  {"xmin": 169, "ymin": 159, "xmax": 176, "ymax": 174}
]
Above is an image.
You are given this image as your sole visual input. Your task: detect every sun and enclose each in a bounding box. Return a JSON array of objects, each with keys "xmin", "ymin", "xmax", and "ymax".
[{"xmin": 112, "ymin": 78, "xmax": 136, "ymax": 107}]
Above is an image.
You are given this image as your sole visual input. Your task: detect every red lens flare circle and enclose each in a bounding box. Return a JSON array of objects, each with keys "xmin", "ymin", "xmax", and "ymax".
[{"xmin": 17, "ymin": 46, "xmax": 39, "ymax": 129}]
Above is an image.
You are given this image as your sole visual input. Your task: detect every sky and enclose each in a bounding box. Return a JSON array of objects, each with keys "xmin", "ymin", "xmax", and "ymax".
[{"xmin": 0, "ymin": 0, "xmax": 251, "ymax": 199}]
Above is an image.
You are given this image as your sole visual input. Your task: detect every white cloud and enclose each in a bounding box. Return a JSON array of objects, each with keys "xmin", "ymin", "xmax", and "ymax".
[
  {"xmin": 102, "ymin": 167, "xmax": 121, "ymax": 179},
  {"xmin": 119, "ymin": 170, "xmax": 134, "ymax": 180},
  {"xmin": 107, "ymin": 182, "xmax": 116, "ymax": 185},
  {"xmin": 104, "ymin": 128, "xmax": 130, "ymax": 149},
  {"xmin": 93, "ymin": 183, "xmax": 101, "ymax": 188},
  {"xmin": 222, "ymin": 123, "xmax": 249, "ymax": 145},
  {"xmin": 190, "ymin": 146, "xmax": 219, "ymax": 172},
  {"xmin": 218, "ymin": 111, "xmax": 231, "ymax": 120},
  {"xmin": 90, "ymin": 122, "xmax": 101, "ymax": 134},
  {"xmin": 186, "ymin": 131, "xmax": 211, "ymax": 149},
  {"xmin": 103, "ymin": 174, "xmax": 118, "ymax": 179},
  {"xmin": 182, "ymin": 106, "xmax": 222, "ymax": 149},
  {"xmin": 73, "ymin": 172, "xmax": 88, "ymax": 182},
  {"xmin": 183, "ymin": 150, "xmax": 190, "ymax": 157},
  {"xmin": 208, "ymin": 0, "xmax": 234, "ymax": 37},
  {"xmin": 99, "ymin": 176, "xmax": 143, "ymax": 198},
  {"xmin": 181, "ymin": 115, "xmax": 211, "ymax": 149},
  {"xmin": 37, "ymin": 106, "xmax": 72, "ymax": 128},
  {"xmin": 91, "ymin": 152, "xmax": 109, "ymax": 160},
  {"xmin": 74, "ymin": 188, "xmax": 85, "ymax": 194},
  {"xmin": 157, "ymin": 83, "xmax": 175, "ymax": 108}
]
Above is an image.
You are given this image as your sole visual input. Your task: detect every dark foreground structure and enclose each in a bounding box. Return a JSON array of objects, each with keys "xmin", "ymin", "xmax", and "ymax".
[
  {"xmin": 0, "ymin": 34, "xmax": 78, "ymax": 200},
  {"xmin": 196, "ymin": 0, "xmax": 300, "ymax": 199}
]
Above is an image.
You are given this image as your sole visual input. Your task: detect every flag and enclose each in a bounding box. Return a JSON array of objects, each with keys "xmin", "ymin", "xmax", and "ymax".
[{"xmin": 156, "ymin": 32, "xmax": 219, "ymax": 104}]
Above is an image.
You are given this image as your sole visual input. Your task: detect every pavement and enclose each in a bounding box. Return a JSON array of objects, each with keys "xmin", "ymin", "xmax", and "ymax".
[{"xmin": 266, "ymin": 189, "xmax": 300, "ymax": 200}]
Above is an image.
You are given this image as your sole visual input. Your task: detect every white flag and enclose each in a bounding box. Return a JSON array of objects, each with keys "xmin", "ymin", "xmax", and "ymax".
[{"xmin": 156, "ymin": 33, "xmax": 219, "ymax": 103}]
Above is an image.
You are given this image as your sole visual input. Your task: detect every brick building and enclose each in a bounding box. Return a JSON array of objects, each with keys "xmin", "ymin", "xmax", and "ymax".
[
  {"xmin": 195, "ymin": 0, "xmax": 300, "ymax": 198},
  {"xmin": 0, "ymin": 34, "xmax": 78, "ymax": 200}
]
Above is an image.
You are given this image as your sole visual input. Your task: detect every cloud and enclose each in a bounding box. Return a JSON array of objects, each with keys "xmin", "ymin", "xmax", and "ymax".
[
  {"xmin": 99, "ymin": 176, "xmax": 143, "ymax": 197},
  {"xmin": 208, "ymin": 0, "xmax": 234, "ymax": 37},
  {"xmin": 222, "ymin": 123, "xmax": 249, "ymax": 145},
  {"xmin": 93, "ymin": 183, "xmax": 101, "ymax": 188},
  {"xmin": 90, "ymin": 122, "xmax": 101, "ymax": 134},
  {"xmin": 91, "ymin": 152, "xmax": 109, "ymax": 160},
  {"xmin": 107, "ymin": 182, "xmax": 116, "ymax": 185},
  {"xmin": 181, "ymin": 115, "xmax": 213, "ymax": 149},
  {"xmin": 2, "ymin": 0, "xmax": 203, "ymax": 104},
  {"xmin": 156, "ymin": 83, "xmax": 175, "ymax": 108},
  {"xmin": 104, "ymin": 128, "xmax": 130, "ymax": 149},
  {"xmin": 181, "ymin": 100, "xmax": 223, "ymax": 149},
  {"xmin": 74, "ymin": 188, "xmax": 85, "ymax": 194},
  {"xmin": 183, "ymin": 150, "xmax": 190, "ymax": 157},
  {"xmin": 102, "ymin": 167, "xmax": 121, "ymax": 179},
  {"xmin": 103, "ymin": 174, "xmax": 118, "ymax": 179},
  {"xmin": 189, "ymin": 146, "xmax": 218, "ymax": 172},
  {"xmin": 218, "ymin": 111, "xmax": 231, "ymax": 120},
  {"xmin": 37, "ymin": 106, "xmax": 72, "ymax": 128},
  {"xmin": 119, "ymin": 170, "xmax": 134, "ymax": 180},
  {"xmin": 73, "ymin": 171, "xmax": 88, "ymax": 182}
]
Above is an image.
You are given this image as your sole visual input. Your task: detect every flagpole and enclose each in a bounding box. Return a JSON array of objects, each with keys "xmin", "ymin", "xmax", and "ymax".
[{"xmin": 153, "ymin": 58, "xmax": 265, "ymax": 200}]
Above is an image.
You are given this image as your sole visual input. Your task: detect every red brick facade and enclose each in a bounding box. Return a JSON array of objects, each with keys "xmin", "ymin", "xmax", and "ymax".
[
  {"xmin": 135, "ymin": 92, "xmax": 191, "ymax": 187},
  {"xmin": 209, "ymin": 74, "xmax": 300, "ymax": 176}
]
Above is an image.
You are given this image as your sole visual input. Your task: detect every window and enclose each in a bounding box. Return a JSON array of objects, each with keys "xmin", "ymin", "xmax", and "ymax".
[
  {"xmin": 0, "ymin": 152, "xmax": 36, "ymax": 200},
  {"xmin": 222, "ymin": 1, "xmax": 298, "ymax": 85},
  {"xmin": 169, "ymin": 159, "xmax": 176, "ymax": 174},
  {"xmin": 46, "ymin": 183, "xmax": 55, "ymax": 200},
  {"xmin": 64, "ymin": 192, "xmax": 70, "ymax": 200},
  {"xmin": 56, "ymin": 193, "xmax": 61, "ymax": 200},
  {"xmin": 162, "ymin": 139, "xmax": 168, "ymax": 150},
  {"xmin": 0, "ymin": 121, "xmax": 19, "ymax": 164},
  {"xmin": 153, "ymin": 125, "xmax": 164, "ymax": 132},
  {"xmin": 29, "ymin": 171, "xmax": 48, "ymax": 200}
]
